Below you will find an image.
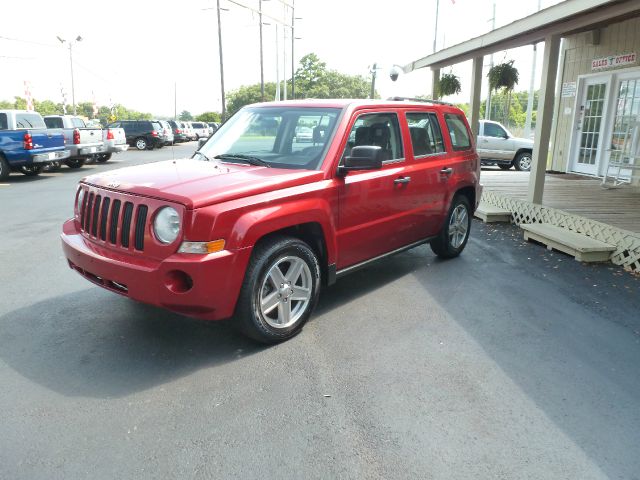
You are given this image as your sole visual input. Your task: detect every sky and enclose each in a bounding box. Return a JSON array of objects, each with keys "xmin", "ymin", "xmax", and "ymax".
[{"xmin": 0, "ymin": 0, "xmax": 563, "ymax": 117}]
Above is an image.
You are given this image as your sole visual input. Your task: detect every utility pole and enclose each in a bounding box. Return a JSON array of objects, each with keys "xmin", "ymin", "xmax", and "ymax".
[
  {"xmin": 259, "ymin": 0, "xmax": 265, "ymax": 101},
  {"xmin": 291, "ymin": 0, "xmax": 295, "ymax": 99},
  {"xmin": 283, "ymin": 23, "xmax": 287, "ymax": 100},
  {"xmin": 485, "ymin": 1, "xmax": 496, "ymax": 120},
  {"xmin": 174, "ymin": 82, "xmax": 177, "ymax": 120},
  {"xmin": 275, "ymin": 24, "xmax": 280, "ymax": 101},
  {"xmin": 217, "ymin": 0, "xmax": 226, "ymax": 120}
]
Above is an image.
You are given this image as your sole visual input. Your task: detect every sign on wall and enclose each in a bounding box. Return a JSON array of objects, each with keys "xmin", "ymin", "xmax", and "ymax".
[
  {"xmin": 591, "ymin": 53, "xmax": 637, "ymax": 71},
  {"xmin": 561, "ymin": 82, "xmax": 577, "ymax": 97}
]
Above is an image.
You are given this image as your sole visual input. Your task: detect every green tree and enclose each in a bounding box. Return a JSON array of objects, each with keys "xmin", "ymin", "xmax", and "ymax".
[
  {"xmin": 295, "ymin": 53, "xmax": 327, "ymax": 92},
  {"xmin": 227, "ymin": 82, "xmax": 278, "ymax": 116},
  {"xmin": 179, "ymin": 110, "xmax": 193, "ymax": 121},
  {"xmin": 35, "ymin": 100, "xmax": 63, "ymax": 116},
  {"xmin": 0, "ymin": 100, "xmax": 14, "ymax": 109},
  {"xmin": 196, "ymin": 111, "xmax": 222, "ymax": 123}
]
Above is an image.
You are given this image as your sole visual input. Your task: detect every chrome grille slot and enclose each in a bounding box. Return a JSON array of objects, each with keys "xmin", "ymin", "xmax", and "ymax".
[
  {"xmin": 99, "ymin": 197, "xmax": 110, "ymax": 241},
  {"xmin": 109, "ymin": 199, "xmax": 121, "ymax": 244},
  {"xmin": 134, "ymin": 205, "xmax": 148, "ymax": 251},
  {"xmin": 91, "ymin": 195, "xmax": 101, "ymax": 237},
  {"xmin": 121, "ymin": 202, "xmax": 134, "ymax": 248},
  {"xmin": 84, "ymin": 193, "xmax": 94, "ymax": 232}
]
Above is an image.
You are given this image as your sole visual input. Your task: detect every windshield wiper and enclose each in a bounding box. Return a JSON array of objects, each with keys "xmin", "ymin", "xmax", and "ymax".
[
  {"xmin": 192, "ymin": 150, "xmax": 211, "ymax": 162},
  {"xmin": 214, "ymin": 154, "xmax": 271, "ymax": 168}
]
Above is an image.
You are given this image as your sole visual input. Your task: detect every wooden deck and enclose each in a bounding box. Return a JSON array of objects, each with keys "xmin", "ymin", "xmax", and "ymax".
[{"xmin": 480, "ymin": 169, "xmax": 640, "ymax": 234}]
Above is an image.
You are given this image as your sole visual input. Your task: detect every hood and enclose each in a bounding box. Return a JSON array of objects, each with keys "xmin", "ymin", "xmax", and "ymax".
[{"xmin": 82, "ymin": 159, "xmax": 324, "ymax": 209}]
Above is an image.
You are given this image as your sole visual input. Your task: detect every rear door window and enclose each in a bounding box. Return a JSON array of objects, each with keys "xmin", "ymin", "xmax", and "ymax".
[
  {"xmin": 0, "ymin": 113, "xmax": 7, "ymax": 130},
  {"xmin": 406, "ymin": 112, "xmax": 446, "ymax": 156},
  {"xmin": 444, "ymin": 114, "xmax": 472, "ymax": 151}
]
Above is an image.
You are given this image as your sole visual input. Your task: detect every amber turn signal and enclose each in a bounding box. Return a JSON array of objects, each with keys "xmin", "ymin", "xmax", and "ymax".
[{"xmin": 178, "ymin": 239, "xmax": 226, "ymax": 254}]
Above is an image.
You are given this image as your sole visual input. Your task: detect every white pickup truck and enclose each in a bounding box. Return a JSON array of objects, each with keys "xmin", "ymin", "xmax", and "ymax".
[
  {"xmin": 477, "ymin": 120, "xmax": 534, "ymax": 171},
  {"xmin": 95, "ymin": 126, "xmax": 129, "ymax": 163},
  {"xmin": 43, "ymin": 115, "xmax": 106, "ymax": 169}
]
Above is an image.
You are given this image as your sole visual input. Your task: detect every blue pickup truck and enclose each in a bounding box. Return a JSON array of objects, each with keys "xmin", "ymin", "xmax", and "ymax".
[{"xmin": 0, "ymin": 110, "xmax": 69, "ymax": 180}]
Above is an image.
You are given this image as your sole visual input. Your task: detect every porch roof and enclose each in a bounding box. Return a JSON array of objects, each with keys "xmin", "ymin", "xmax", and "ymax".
[{"xmin": 402, "ymin": 0, "xmax": 640, "ymax": 72}]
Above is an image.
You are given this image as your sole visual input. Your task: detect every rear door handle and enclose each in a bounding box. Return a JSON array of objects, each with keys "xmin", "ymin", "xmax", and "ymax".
[
  {"xmin": 394, "ymin": 176, "xmax": 411, "ymax": 184},
  {"xmin": 440, "ymin": 168, "xmax": 453, "ymax": 175}
]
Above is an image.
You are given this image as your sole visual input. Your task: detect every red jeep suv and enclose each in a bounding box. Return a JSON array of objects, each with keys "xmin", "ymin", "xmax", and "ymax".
[{"xmin": 62, "ymin": 99, "xmax": 481, "ymax": 343}]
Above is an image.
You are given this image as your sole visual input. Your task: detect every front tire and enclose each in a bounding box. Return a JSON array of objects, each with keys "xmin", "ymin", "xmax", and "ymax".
[
  {"xmin": 135, "ymin": 137, "xmax": 147, "ymax": 150},
  {"xmin": 514, "ymin": 151, "xmax": 532, "ymax": 171},
  {"xmin": 430, "ymin": 195, "xmax": 471, "ymax": 259},
  {"xmin": 235, "ymin": 236, "xmax": 321, "ymax": 344}
]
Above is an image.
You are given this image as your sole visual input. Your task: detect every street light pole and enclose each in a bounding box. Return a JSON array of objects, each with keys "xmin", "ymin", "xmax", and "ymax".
[
  {"xmin": 217, "ymin": 0, "xmax": 226, "ymax": 120},
  {"xmin": 370, "ymin": 63, "xmax": 377, "ymax": 99},
  {"xmin": 259, "ymin": 0, "xmax": 265, "ymax": 101},
  {"xmin": 57, "ymin": 35, "xmax": 82, "ymax": 116},
  {"xmin": 291, "ymin": 0, "xmax": 295, "ymax": 99}
]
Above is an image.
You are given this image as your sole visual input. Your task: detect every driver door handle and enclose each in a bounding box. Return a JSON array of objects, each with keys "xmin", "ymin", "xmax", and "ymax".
[
  {"xmin": 394, "ymin": 176, "xmax": 411, "ymax": 184},
  {"xmin": 440, "ymin": 167, "xmax": 453, "ymax": 175}
]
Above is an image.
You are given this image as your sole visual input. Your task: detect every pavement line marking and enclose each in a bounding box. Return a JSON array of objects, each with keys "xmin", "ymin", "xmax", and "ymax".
[{"xmin": 0, "ymin": 183, "xmax": 10, "ymax": 187}]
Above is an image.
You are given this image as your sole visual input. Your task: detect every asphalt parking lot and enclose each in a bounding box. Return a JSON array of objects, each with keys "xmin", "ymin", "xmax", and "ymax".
[{"xmin": 1, "ymin": 147, "xmax": 639, "ymax": 479}]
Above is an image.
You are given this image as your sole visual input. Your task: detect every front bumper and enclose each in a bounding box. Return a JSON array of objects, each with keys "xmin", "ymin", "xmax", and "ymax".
[{"xmin": 61, "ymin": 219, "xmax": 250, "ymax": 321}]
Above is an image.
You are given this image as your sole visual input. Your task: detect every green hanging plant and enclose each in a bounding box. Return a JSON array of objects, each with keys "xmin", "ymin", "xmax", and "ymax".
[
  {"xmin": 488, "ymin": 60, "xmax": 519, "ymax": 92},
  {"xmin": 438, "ymin": 73, "xmax": 462, "ymax": 97}
]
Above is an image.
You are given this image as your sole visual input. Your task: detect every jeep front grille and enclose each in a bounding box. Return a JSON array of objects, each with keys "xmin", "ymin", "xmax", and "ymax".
[{"xmin": 79, "ymin": 188, "xmax": 149, "ymax": 251}]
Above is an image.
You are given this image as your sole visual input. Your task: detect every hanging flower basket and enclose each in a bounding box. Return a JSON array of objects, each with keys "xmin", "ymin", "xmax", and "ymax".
[
  {"xmin": 488, "ymin": 60, "xmax": 519, "ymax": 92},
  {"xmin": 438, "ymin": 73, "xmax": 462, "ymax": 97}
]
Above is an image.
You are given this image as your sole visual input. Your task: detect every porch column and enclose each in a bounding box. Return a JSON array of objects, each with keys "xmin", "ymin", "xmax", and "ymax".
[
  {"xmin": 527, "ymin": 34, "xmax": 561, "ymax": 204},
  {"xmin": 469, "ymin": 56, "xmax": 483, "ymax": 137},
  {"xmin": 431, "ymin": 68, "xmax": 440, "ymax": 100}
]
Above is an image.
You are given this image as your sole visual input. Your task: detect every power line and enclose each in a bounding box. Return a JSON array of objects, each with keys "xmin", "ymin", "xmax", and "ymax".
[{"xmin": 0, "ymin": 35, "xmax": 58, "ymax": 48}]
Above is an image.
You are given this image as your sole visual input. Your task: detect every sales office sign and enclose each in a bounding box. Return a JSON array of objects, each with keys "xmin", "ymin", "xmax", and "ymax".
[{"xmin": 592, "ymin": 53, "xmax": 637, "ymax": 71}]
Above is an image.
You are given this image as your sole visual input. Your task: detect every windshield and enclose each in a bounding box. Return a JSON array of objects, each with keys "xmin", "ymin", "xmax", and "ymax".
[{"xmin": 198, "ymin": 106, "xmax": 342, "ymax": 170}]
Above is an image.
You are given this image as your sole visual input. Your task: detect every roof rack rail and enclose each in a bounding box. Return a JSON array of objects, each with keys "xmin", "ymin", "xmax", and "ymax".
[{"xmin": 386, "ymin": 96, "xmax": 453, "ymax": 106}]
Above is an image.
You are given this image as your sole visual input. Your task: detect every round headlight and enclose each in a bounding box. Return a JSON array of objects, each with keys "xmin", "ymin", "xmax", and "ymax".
[{"xmin": 153, "ymin": 207, "xmax": 181, "ymax": 244}]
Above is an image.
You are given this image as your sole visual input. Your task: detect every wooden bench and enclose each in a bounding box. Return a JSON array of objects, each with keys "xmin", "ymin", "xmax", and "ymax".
[
  {"xmin": 520, "ymin": 223, "xmax": 616, "ymax": 262},
  {"xmin": 474, "ymin": 202, "xmax": 511, "ymax": 223}
]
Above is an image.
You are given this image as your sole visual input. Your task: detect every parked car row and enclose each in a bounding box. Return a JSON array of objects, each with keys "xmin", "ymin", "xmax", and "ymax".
[
  {"xmin": 0, "ymin": 110, "xmax": 129, "ymax": 179},
  {"xmin": 106, "ymin": 119, "xmax": 216, "ymax": 151}
]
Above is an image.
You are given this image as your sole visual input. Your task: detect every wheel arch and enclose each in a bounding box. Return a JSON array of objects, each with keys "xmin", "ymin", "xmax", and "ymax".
[{"xmin": 513, "ymin": 148, "xmax": 532, "ymax": 161}]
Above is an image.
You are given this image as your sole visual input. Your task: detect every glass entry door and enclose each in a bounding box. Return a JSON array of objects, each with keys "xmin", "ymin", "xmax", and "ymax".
[
  {"xmin": 571, "ymin": 77, "xmax": 609, "ymax": 175},
  {"xmin": 604, "ymin": 76, "xmax": 640, "ymax": 179}
]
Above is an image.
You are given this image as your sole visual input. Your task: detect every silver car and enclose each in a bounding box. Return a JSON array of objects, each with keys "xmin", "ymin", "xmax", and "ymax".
[{"xmin": 477, "ymin": 120, "xmax": 534, "ymax": 171}]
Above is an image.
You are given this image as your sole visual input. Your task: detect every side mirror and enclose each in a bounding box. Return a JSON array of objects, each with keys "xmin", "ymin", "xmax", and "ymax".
[
  {"xmin": 338, "ymin": 146, "xmax": 383, "ymax": 175},
  {"xmin": 197, "ymin": 138, "xmax": 207, "ymax": 150}
]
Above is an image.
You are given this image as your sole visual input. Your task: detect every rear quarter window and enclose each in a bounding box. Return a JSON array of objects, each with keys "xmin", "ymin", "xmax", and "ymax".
[
  {"xmin": 71, "ymin": 117, "xmax": 86, "ymax": 128},
  {"xmin": 0, "ymin": 113, "xmax": 7, "ymax": 130},
  {"xmin": 44, "ymin": 117, "xmax": 64, "ymax": 129},
  {"xmin": 15, "ymin": 113, "xmax": 46, "ymax": 129},
  {"xmin": 444, "ymin": 113, "xmax": 472, "ymax": 151}
]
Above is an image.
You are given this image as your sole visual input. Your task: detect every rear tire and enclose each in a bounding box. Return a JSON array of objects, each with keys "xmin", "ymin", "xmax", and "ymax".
[
  {"xmin": 65, "ymin": 158, "xmax": 86, "ymax": 169},
  {"xmin": 498, "ymin": 164, "xmax": 512, "ymax": 170},
  {"xmin": 0, "ymin": 155, "xmax": 10, "ymax": 181},
  {"xmin": 20, "ymin": 164, "xmax": 44, "ymax": 176},
  {"xmin": 430, "ymin": 195, "xmax": 471, "ymax": 259},
  {"xmin": 234, "ymin": 236, "xmax": 321, "ymax": 344},
  {"xmin": 95, "ymin": 153, "xmax": 112, "ymax": 163}
]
